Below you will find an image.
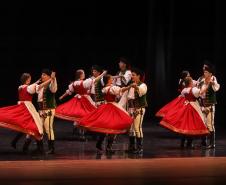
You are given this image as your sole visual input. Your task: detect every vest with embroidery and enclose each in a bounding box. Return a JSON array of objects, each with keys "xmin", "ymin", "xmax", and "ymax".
[
  {"xmin": 200, "ymin": 81, "xmax": 217, "ymax": 106},
  {"xmin": 94, "ymin": 79, "xmax": 104, "ymax": 102},
  {"xmin": 133, "ymin": 82, "xmax": 148, "ymax": 108},
  {"xmin": 41, "ymin": 87, "xmax": 57, "ymax": 109}
]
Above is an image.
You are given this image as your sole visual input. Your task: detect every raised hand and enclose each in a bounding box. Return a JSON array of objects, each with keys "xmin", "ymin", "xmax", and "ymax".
[
  {"xmin": 51, "ymin": 72, "xmax": 56, "ymax": 79},
  {"xmin": 131, "ymin": 83, "xmax": 137, "ymax": 88},
  {"xmin": 103, "ymin": 70, "xmax": 107, "ymax": 75},
  {"xmin": 35, "ymin": 79, "xmax": 41, "ymax": 84}
]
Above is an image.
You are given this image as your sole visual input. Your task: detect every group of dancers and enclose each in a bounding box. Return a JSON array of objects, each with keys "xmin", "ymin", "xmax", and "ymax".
[
  {"xmin": 0, "ymin": 57, "xmax": 148, "ymax": 155},
  {"xmin": 156, "ymin": 62, "xmax": 220, "ymax": 149},
  {"xmin": 0, "ymin": 59, "xmax": 220, "ymax": 156}
]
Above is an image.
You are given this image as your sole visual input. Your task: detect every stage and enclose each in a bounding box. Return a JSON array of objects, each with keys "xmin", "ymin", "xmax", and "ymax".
[
  {"xmin": 1, "ymin": 157, "xmax": 226, "ymax": 185},
  {"xmin": 0, "ymin": 120, "xmax": 226, "ymax": 184}
]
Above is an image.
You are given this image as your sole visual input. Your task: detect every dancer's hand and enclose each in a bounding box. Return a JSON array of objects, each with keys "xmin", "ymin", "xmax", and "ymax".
[
  {"xmin": 35, "ymin": 79, "xmax": 41, "ymax": 84},
  {"xmin": 103, "ymin": 70, "xmax": 107, "ymax": 75},
  {"xmin": 131, "ymin": 83, "xmax": 137, "ymax": 88},
  {"xmin": 131, "ymin": 83, "xmax": 139, "ymax": 91},
  {"xmin": 51, "ymin": 72, "xmax": 56, "ymax": 80}
]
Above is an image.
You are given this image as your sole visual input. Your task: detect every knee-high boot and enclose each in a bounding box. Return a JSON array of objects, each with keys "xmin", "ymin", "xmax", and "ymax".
[
  {"xmin": 46, "ymin": 140, "xmax": 55, "ymax": 154},
  {"xmin": 22, "ymin": 138, "xmax": 32, "ymax": 153},
  {"xmin": 133, "ymin": 137, "xmax": 143, "ymax": 154},
  {"xmin": 206, "ymin": 131, "xmax": 215, "ymax": 149},
  {"xmin": 11, "ymin": 133, "xmax": 24, "ymax": 149}
]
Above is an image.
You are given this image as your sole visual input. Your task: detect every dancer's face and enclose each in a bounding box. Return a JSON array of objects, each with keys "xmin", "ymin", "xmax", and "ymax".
[
  {"xmin": 131, "ymin": 72, "xmax": 140, "ymax": 83},
  {"xmin": 108, "ymin": 76, "xmax": 113, "ymax": 84},
  {"xmin": 41, "ymin": 73, "xmax": 50, "ymax": 82},
  {"xmin": 92, "ymin": 70, "xmax": 100, "ymax": 78},
  {"xmin": 119, "ymin": 61, "xmax": 126, "ymax": 71},
  {"xmin": 25, "ymin": 76, "xmax": 31, "ymax": 85},
  {"xmin": 204, "ymin": 70, "xmax": 212, "ymax": 79},
  {"xmin": 80, "ymin": 72, "xmax": 85, "ymax": 80}
]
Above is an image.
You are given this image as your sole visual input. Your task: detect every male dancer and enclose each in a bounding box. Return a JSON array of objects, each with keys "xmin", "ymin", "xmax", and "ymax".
[
  {"xmin": 198, "ymin": 65, "xmax": 220, "ymax": 149},
  {"xmin": 36, "ymin": 69, "xmax": 57, "ymax": 154}
]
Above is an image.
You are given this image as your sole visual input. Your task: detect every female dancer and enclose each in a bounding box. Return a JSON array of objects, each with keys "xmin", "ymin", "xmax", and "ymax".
[
  {"xmin": 55, "ymin": 69, "xmax": 106, "ymax": 140},
  {"xmin": 78, "ymin": 74, "xmax": 133, "ymax": 154},
  {"xmin": 160, "ymin": 77, "xmax": 209, "ymax": 140},
  {"xmin": 155, "ymin": 70, "xmax": 190, "ymax": 117},
  {"xmin": 0, "ymin": 73, "xmax": 49, "ymax": 152}
]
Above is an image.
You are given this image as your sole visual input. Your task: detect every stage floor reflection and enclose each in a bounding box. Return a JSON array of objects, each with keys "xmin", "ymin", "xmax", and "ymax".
[{"xmin": 0, "ymin": 119, "xmax": 225, "ymax": 161}]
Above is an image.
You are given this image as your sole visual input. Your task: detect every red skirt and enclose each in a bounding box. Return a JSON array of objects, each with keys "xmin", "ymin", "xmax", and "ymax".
[
  {"xmin": 156, "ymin": 96, "xmax": 185, "ymax": 117},
  {"xmin": 160, "ymin": 101, "xmax": 209, "ymax": 136},
  {"xmin": 78, "ymin": 102, "xmax": 133, "ymax": 134},
  {"xmin": 55, "ymin": 96, "xmax": 96, "ymax": 121},
  {"xmin": 0, "ymin": 103, "xmax": 42, "ymax": 140}
]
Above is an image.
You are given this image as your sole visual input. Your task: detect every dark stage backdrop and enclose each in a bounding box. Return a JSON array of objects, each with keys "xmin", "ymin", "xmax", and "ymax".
[{"xmin": 0, "ymin": 1, "xmax": 225, "ymax": 126}]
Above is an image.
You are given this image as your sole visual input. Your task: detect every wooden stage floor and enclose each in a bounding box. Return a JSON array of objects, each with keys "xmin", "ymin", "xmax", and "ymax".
[
  {"xmin": 0, "ymin": 120, "xmax": 226, "ymax": 184},
  {"xmin": 1, "ymin": 157, "xmax": 226, "ymax": 185}
]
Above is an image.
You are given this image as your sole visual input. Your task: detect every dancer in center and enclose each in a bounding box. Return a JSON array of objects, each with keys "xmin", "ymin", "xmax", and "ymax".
[{"xmin": 78, "ymin": 74, "xmax": 133, "ymax": 155}]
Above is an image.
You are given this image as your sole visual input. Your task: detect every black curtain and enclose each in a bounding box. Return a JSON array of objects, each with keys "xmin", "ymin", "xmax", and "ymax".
[
  {"xmin": 0, "ymin": 0, "xmax": 225, "ymax": 125},
  {"xmin": 145, "ymin": 0, "xmax": 225, "ymax": 126}
]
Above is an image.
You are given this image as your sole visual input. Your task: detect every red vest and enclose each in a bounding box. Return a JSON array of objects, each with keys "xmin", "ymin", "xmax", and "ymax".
[
  {"xmin": 18, "ymin": 86, "xmax": 33, "ymax": 102},
  {"xmin": 185, "ymin": 89, "xmax": 196, "ymax": 102},
  {"xmin": 73, "ymin": 81, "xmax": 88, "ymax": 95},
  {"xmin": 104, "ymin": 87, "xmax": 116, "ymax": 102}
]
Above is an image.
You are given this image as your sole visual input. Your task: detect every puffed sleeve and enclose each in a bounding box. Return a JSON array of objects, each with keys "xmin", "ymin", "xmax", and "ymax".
[
  {"xmin": 66, "ymin": 82, "xmax": 75, "ymax": 95},
  {"xmin": 137, "ymin": 83, "xmax": 147, "ymax": 97},
  {"xmin": 121, "ymin": 70, "xmax": 132, "ymax": 85},
  {"xmin": 49, "ymin": 78, "xmax": 58, "ymax": 93},
  {"xmin": 211, "ymin": 76, "xmax": 220, "ymax": 92},
  {"xmin": 192, "ymin": 87, "xmax": 200, "ymax": 98},
  {"xmin": 110, "ymin": 86, "xmax": 122, "ymax": 95},
  {"xmin": 83, "ymin": 78, "xmax": 93, "ymax": 90},
  {"xmin": 27, "ymin": 84, "xmax": 37, "ymax": 94},
  {"xmin": 181, "ymin": 88, "xmax": 190, "ymax": 97}
]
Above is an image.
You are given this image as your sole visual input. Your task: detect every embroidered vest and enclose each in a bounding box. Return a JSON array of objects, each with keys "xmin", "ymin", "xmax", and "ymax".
[
  {"xmin": 199, "ymin": 81, "xmax": 217, "ymax": 106},
  {"xmin": 133, "ymin": 82, "xmax": 148, "ymax": 108},
  {"xmin": 94, "ymin": 79, "xmax": 104, "ymax": 102},
  {"xmin": 39, "ymin": 87, "xmax": 56, "ymax": 110}
]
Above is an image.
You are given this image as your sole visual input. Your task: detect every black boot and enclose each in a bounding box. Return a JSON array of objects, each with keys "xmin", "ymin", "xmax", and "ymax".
[
  {"xmin": 46, "ymin": 140, "xmax": 55, "ymax": 154},
  {"xmin": 72, "ymin": 126, "xmax": 77, "ymax": 136},
  {"xmin": 127, "ymin": 136, "xmax": 136, "ymax": 153},
  {"xmin": 79, "ymin": 129, "xmax": 87, "ymax": 142},
  {"xmin": 33, "ymin": 140, "xmax": 44, "ymax": 154},
  {"xmin": 11, "ymin": 133, "xmax": 24, "ymax": 149},
  {"xmin": 201, "ymin": 136, "xmax": 207, "ymax": 148},
  {"xmin": 180, "ymin": 137, "xmax": 186, "ymax": 148},
  {"xmin": 206, "ymin": 131, "xmax": 215, "ymax": 149},
  {"xmin": 22, "ymin": 138, "xmax": 32, "ymax": 153},
  {"xmin": 186, "ymin": 137, "xmax": 194, "ymax": 149},
  {"xmin": 96, "ymin": 134, "xmax": 105, "ymax": 155},
  {"xmin": 106, "ymin": 135, "xmax": 115, "ymax": 154},
  {"xmin": 133, "ymin": 137, "xmax": 143, "ymax": 154}
]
